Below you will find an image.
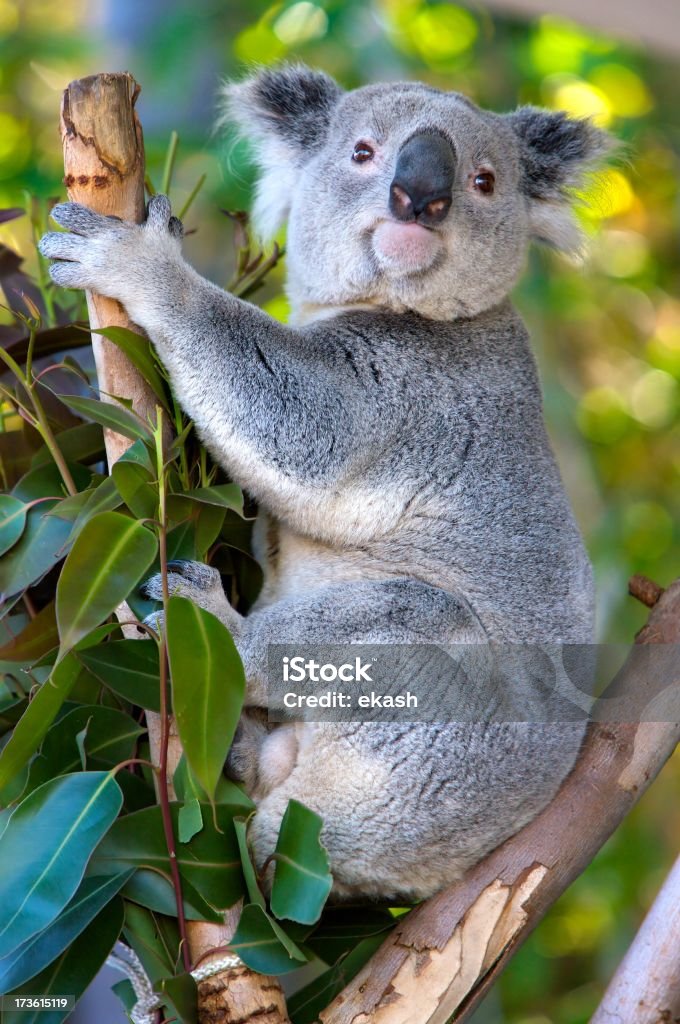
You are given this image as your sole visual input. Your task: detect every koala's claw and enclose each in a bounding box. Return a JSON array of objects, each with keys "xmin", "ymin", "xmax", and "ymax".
[
  {"xmin": 142, "ymin": 560, "xmax": 222, "ymax": 597},
  {"xmin": 146, "ymin": 195, "xmax": 184, "ymax": 238},
  {"xmin": 49, "ymin": 202, "xmax": 121, "ymax": 237}
]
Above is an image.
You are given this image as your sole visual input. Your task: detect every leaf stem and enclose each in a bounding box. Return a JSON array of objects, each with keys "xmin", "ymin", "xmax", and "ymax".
[
  {"xmin": 177, "ymin": 173, "xmax": 206, "ymax": 220},
  {"xmin": 161, "ymin": 131, "xmax": 180, "ymax": 196},
  {"xmin": 0, "ymin": 346, "xmax": 77, "ymax": 495}
]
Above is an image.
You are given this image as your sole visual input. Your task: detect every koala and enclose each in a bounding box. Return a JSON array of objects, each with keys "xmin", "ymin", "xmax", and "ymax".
[{"xmin": 39, "ymin": 65, "xmax": 609, "ymax": 902}]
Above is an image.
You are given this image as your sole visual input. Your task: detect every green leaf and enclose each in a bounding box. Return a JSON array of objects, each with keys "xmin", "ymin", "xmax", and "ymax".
[
  {"xmin": 0, "ymin": 503, "xmax": 71, "ymax": 598},
  {"xmin": 45, "ymin": 489, "xmax": 93, "ymax": 523},
  {"xmin": 166, "ymin": 596, "xmax": 245, "ymax": 801},
  {"xmin": 270, "ymin": 800, "xmax": 333, "ymax": 925},
  {"xmin": 57, "ymin": 393, "xmax": 154, "ymax": 442},
  {"xmin": 3, "ymin": 899, "xmax": 124, "ymax": 1024},
  {"xmin": 122, "ymin": 866, "xmax": 222, "ymax": 922},
  {"xmin": 172, "ymin": 755, "xmax": 252, "ymax": 809},
  {"xmin": 122, "ymin": 901, "xmax": 181, "ymax": 984},
  {"xmin": 90, "ymin": 801, "xmax": 247, "ymax": 911},
  {"xmin": 178, "ymin": 797, "xmax": 203, "ymax": 843},
  {"xmin": 0, "ymin": 654, "xmax": 80, "ymax": 791},
  {"xmin": 76, "ymin": 639, "xmax": 161, "ymax": 711},
  {"xmin": 187, "ymin": 484, "xmax": 244, "ymax": 514},
  {"xmin": 195, "ymin": 503, "xmax": 226, "ymax": 558},
  {"xmin": 0, "ymin": 870, "xmax": 133, "ymax": 992},
  {"xmin": 159, "ymin": 973, "xmax": 199, "ymax": 1024},
  {"xmin": 0, "ymin": 495, "xmax": 27, "ymax": 556},
  {"xmin": 118, "ymin": 437, "xmax": 155, "ymax": 474},
  {"xmin": 25, "ymin": 705, "xmax": 144, "ymax": 794},
  {"xmin": 12, "ymin": 462, "xmax": 90, "ymax": 502},
  {"xmin": 234, "ymin": 816, "xmax": 265, "ymax": 909},
  {"xmin": 96, "ymin": 325, "xmax": 170, "ymax": 409},
  {"xmin": 66, "ymin": 475, "xmax": 123, "ymax": 539},
  {"xmin": 111, "ymin": 978, "xmax": 137, "ymax": 1013},
  {"xmin": 230, "ymin": 904, "xmax": 307, "ymax": 975},
  {"xmin": 56, "ymin": 511, "xmax": 158, "ymax": 654},
  {"xmin": 0, "ymin": 600, "xmax": 59, "ymax": 663},
  {"xmin": 112, "ymin": 460, "xmax": 158, "ymax": 520},
  {"xmin": 0, "ymin": 771, "xmax": 123, "ymax": 957}
]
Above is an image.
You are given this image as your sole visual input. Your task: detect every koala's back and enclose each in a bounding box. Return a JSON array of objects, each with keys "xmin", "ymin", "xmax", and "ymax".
[{"xmin": 255, "ymin": 300, "xmax": 593, "ymax": 645}]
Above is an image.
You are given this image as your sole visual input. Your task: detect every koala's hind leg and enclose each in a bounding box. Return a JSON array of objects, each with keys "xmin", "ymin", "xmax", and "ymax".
[{"xmin": 248, "ymin": 723, "xmax": 470, "ymax": 902}]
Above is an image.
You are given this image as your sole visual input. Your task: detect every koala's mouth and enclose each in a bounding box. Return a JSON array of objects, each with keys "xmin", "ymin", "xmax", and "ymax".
[{"xmin": 372, "ymin": 220, "xmax": 443, "ymax": 276}]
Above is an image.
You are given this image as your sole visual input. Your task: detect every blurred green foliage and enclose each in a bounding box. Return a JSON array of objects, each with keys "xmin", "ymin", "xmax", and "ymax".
[{"xmin": 0, "ymin": 1, "xmax": 678, "ymax": 1021}]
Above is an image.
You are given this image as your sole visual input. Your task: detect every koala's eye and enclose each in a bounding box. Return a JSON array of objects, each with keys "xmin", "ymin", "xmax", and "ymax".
[
  {"xmin": 352, "ymin": 141, "xmax": 374, "ymax": 164},
  {"xmin": 473, "ymin": 171, "xmax": 495, "ymax": 195}
]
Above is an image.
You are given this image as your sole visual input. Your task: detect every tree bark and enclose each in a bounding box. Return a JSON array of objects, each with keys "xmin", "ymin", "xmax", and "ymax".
[
  {"xmin": 590, "ymin": 851, "xmax": 680, "ymax": 1024},
  {"xmin": 320, "ymin": 580, "xmax": 680, "ymax": 1024},
  {"xmin": 60, "ymin": 71, "xmax": 289, "ymax": 1024}
]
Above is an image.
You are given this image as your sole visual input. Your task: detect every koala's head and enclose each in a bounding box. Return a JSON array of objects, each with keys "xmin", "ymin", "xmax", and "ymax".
[{"xmin": 224, "ymin": 65, "xmax": 612, "ymax": 322}]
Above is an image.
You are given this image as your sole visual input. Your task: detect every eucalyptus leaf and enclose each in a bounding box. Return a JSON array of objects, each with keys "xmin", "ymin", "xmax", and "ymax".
[
  {"xmin": 57, "ymin": 393, "xmax": 154, "ymax": 443},
  {"xmin": 0, "ymin": 601, "xmax": 58, "ymax": 663},
  {"xmin": 122, "ymin": 901, "xmax": 181, "ymax": 984},
  {"xmin": 3, "ymin": 899, "xmax": 124, "ymax": 1024},
  {"xmin": 0, "ymin": 771, "xmax": 123, "ymax": 957},
  {"xmin": 0, "ymin": 870, "xmax": 133, "ymax": 992},
  {"xmin": 90, "ymin": 801, "xmax": 246, "ymax": 911},
  {"xmin": 270, "ymin": 800, "xmax": 333, "ymax": 925},
  {"xmin": 96, "ymin": 326, "xmax": 170, "ymax": 409},
  {"xmin": 233, "ymin": 815, "xmax": 265, "ymax": 909},
  {"xmin": 25, "ymin": 705, "xmax": 144, "ymax": 794},
  {"xmin": 166, "ymin": 596, "xmax": 245, "ymax": 801},
  {"xmin": 112, "ymin": 460, "xmax": 158, "ymax": 520},
  {"xmin": 158, "ymin": 972, "xmax": 198, "ymax": 1024},
  {"xmin": 11, "ymin": 462, "xmax": 90, "ymax": 502},
  {"xmin": 0, "ymin": 654, "xmax": 81, "ymax": 791},
  {"xmin": 76, "ymin": 639, "xmax": 161, "ymax": 711},
  {"xmin": 0, "ymin": 494, "xmax": 27, "ymax": 556},
  {"xmin": 121, "ymin": 867, "xmax": 223, "ymax": 923},
  {"xmin": 0, "ymin": 502, "xmax": 71, "ymax": 598},
  {"xmin": 178, "ymin": 797, "xmax": 203, "ymax": 843},
  {"xmin": 56, "ymin": 511, "xmax": 158, "ymax": 654},
  {"xmin": 230, "ymin": 904, "xmax": 307, "ymax": 975},
  {"xmin": 66, "ymin": 475, "xmax": 122, "ymax": 539},
  {"xmin": 187, "ymin": 483, "xmax": 244, "ymax": 514}
]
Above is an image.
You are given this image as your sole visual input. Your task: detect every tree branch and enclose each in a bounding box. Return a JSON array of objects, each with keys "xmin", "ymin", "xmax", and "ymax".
[
  {"xmin": 320, "ymin": 579, "xmax": 680, "ymax": 1024},
  {"xmin": 591, "ymin": 852, "xmax": 680, "ymax": 1023}
]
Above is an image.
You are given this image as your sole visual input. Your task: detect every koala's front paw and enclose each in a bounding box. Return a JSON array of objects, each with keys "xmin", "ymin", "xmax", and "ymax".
[
  {"xmin": 38, "ymin": 194, "xmax": 182, "ymax": 305},
  {"xmin": 141, "ymin": 559, "xmax": 243, "ymax": 636}
]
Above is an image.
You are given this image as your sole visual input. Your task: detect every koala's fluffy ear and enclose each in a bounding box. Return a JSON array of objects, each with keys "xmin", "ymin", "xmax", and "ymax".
[
  {"xmin": 221, "ymin": 64, "xmax": 343, "ymax": 240},
  {"xmin": 507, "ymin": 107, "xmax": 614, "ymax": 253}
]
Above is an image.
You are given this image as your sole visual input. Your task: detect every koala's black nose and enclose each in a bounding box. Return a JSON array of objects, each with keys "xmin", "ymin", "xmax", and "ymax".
[{"xmin": 389, "ymin": 132, "xmax": 455, "ymax": 227}]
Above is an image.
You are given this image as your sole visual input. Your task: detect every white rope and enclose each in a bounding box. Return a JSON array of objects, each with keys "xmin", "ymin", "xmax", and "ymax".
[
  {"xmin": 107, "ymin": 941, "xmax": 244, "ymax": 1023},
  {"xmin": 191, "ymin": 953, "xmax": 244, "ymax": 982}
]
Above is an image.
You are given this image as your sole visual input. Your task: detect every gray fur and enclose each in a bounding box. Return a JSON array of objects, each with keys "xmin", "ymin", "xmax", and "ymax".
[{"xmin": 39, "ymin": 65, "xmax": 607, "ymax": 902}]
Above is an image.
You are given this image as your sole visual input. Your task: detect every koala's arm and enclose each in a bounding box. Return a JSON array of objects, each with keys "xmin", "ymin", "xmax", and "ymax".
[{"xmin": 39, "ymin": 198, "xmax": 387, "ymax": 521}]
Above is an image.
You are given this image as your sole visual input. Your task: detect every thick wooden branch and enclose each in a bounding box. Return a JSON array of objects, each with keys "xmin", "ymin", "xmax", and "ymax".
[
  {"xmin": 320, "ymin": 580, "xmax": 680, "ymax": 1024},
  {"xmin": 591, "ymin": 852, "xmax": 680, "ymax": 1023},
  {"xmin": 61, "ymin": 73, "xmax": 154, "ymax": 465},
  {"xmin": 60, "ymin": 72, "xmax": 289, "ymax": 1024}
]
